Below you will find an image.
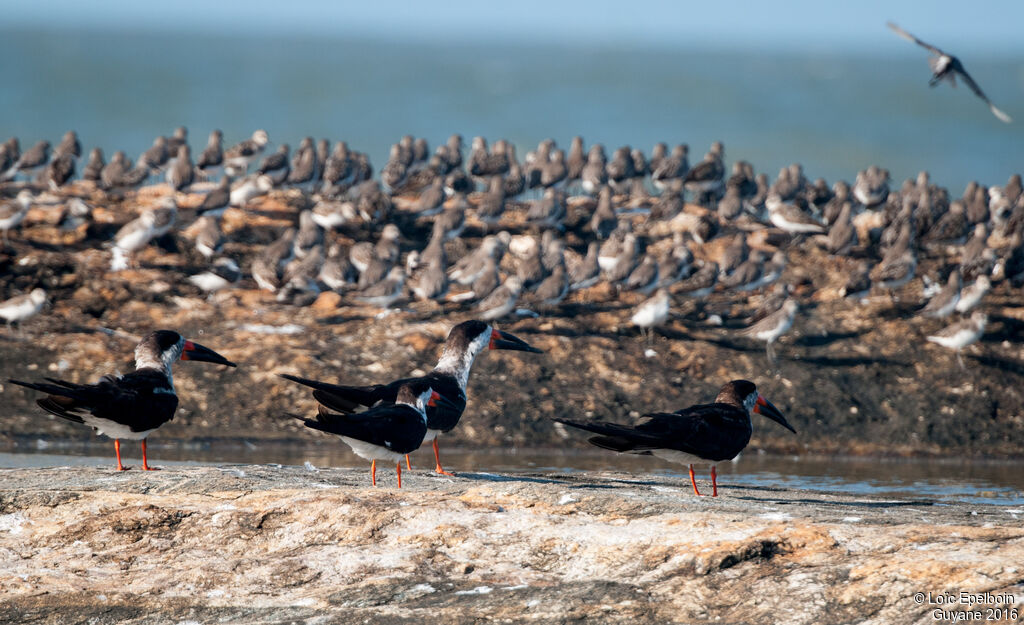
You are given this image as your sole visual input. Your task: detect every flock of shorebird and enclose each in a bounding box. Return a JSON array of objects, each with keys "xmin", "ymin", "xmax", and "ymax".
[{"xmin": 0, "ymin": 122, "xmax": 1019, "ymax": 368}]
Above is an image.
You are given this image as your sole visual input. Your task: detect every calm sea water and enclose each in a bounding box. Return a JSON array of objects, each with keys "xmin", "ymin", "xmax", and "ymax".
[{"xmin": 1, "ymin": 28, "xmax": 1022, "ymax": 192}]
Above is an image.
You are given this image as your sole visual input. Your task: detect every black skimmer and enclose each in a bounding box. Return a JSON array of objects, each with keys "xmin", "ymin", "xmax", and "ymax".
[
  {"xmin": 927, "ymin": 311, "xmax": 988, "ymax": 369},
  {"xmin": 0, "ymin": 190, "xmax": 32, "ymax": 247},
  {"xmin": 0, "ymin": 288, "xmax": 46, "ymax": 330},
  {"xmin": 739, "ymin": 298, "xmax": 798, "ymax": 364},
  {"xmin": 8, "ymin": 330, "xmax": 235, "ymax": 471},
  {"xmin": 293, "ymin": 381, "xmax": 458, "ymax": 488},
  {"xmin": 888, "ymin": 22, "xmax": 1011, "ymax": 123},
  {"xmin": 281, "ymin": 320, "xmax": 542, "ymax": 475},
  {"xmin": 553, "ymin": 380, "xmax": 795, "ymax": 496}
]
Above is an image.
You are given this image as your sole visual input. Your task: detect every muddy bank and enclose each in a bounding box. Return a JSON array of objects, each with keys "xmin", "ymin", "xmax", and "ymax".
[{"xmin": 1, "ymin": 465, "xmax": 1022, "ymax": 625}]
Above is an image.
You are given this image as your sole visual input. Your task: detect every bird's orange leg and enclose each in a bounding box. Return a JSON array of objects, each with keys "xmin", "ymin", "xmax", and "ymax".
[
  {"xmin": 396, "ymin": 461, "xmax": 402, "ymax": 489},
  {"xmin": 114, "ymin": 440, "xmax": 128, "ymax": 471},
  {"xmin": 433, "ymin": 439, "xmax": 455, "ymax": 476},
  {"xmin": 405, "ymin": 454, "xmax": 412, "ymax": 470},
  {"xmin": 371, "ymin": 459, "xmax": 377, "ymax": 487},
  {"xmin": 141, "ymin": 439, "xmax": 159, "ymax": 471},
  {"xmin": 711, "ymin": 465, "xmax": 718, "ymax": 497},
  {"xmin": 689, "ymin": 464, "xmax": 702, "ymax": 496}
]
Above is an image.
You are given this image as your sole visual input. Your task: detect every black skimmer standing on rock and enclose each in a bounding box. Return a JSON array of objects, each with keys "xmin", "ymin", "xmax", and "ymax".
[
  {"xmin": 280, "ymin": 320, "xmax": 542, "ymax": 475},
  {"xmin": 887, "ymin": 22, "xmax": 1011, "ymax": 123},
  {"xmin": 8, "ymin": 330, "xmax": 236, "ymax": 470},
  {"xmin": 292, "ymin": 381, "xmax": 459, "ymax": 488},
  {"xmin": 553, "ymin": 380, "xmax": 795, "ymax": 496}
]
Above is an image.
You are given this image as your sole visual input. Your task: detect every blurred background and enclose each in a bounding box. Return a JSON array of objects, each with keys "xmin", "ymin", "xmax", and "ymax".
[{"xmin": 1, "ymin": 0, "xmax": 1022, "ymax": 191}]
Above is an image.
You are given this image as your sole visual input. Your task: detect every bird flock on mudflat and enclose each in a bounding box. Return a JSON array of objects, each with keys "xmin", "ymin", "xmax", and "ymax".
[{"xmin": 1, "ymin": 124, "xmax": 1020, "ymax": 369}]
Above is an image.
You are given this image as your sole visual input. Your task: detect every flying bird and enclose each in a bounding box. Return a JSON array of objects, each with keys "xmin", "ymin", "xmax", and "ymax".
[{"xmin": 887, "ymin": 21, "xmax": 1011, "ymax": 123}]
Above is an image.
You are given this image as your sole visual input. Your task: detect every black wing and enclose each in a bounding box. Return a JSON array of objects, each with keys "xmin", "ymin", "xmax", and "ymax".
[
  {"xmin": 301, "ymin": 403, "xmax": 427, "ymax": 455},
  {"xmin": 887, "ymin": 22, "xmax": 945, "ymax": 57},
  {"xmin": 554, "ymin": 402, "xmax": 751, "ymax": 462},
  {"xmin": 279, "ymin": 374, "xmax": 390, "ymax": 413},
  {"xmin": 280, "ymin": 372, "xmax": 467, "ymax": 432},
  {"xmin": 953, "ymin": 64, "xmax": 1013, "ymax": 123},
  {"xmin": 9, "ymin": 369, "xmax": 178, "ymax": 432}
]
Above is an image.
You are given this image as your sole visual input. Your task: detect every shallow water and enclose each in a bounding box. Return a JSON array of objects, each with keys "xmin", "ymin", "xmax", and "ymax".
[
  {"xmin": 1, "ymin": 29, "xmax": 1022, "ymax": 191},
  {"xmin": 2, "ymin": 443, "xmax": 1022, "ymax": 506}
]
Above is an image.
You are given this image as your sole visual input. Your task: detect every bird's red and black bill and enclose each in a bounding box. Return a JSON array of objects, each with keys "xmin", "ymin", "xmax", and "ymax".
[
  {"xmin": 180, "ymin": 340, "xmax": 236, "ymax": 367},
  {"xmin": 488, "ymin": 328, "xmax": 543, "ymax": 353},
  {"xmin": 754, "ymin": 395, "xmax": 796, "ymax": 433},
  {"xmin": 427, "ymin": 391, "xmax": 461, "ymax": 413}
]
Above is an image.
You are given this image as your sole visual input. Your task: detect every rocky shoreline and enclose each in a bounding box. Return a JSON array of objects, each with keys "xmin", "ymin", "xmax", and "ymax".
[{"xmin": 1, "ymin": 465, "xmax": 1022, "ymax": 624}]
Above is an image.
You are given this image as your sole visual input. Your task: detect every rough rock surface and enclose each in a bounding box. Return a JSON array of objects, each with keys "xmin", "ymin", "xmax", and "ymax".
[{"xmin": 1, "ymin": 466, "xmax": 1022, "ymax": 624}]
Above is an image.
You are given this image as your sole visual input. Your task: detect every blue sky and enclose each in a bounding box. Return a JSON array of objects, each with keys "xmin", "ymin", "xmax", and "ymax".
[{"xmin": 4, "ymin": 0, "xmax": 1024, "ymax": 53}]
